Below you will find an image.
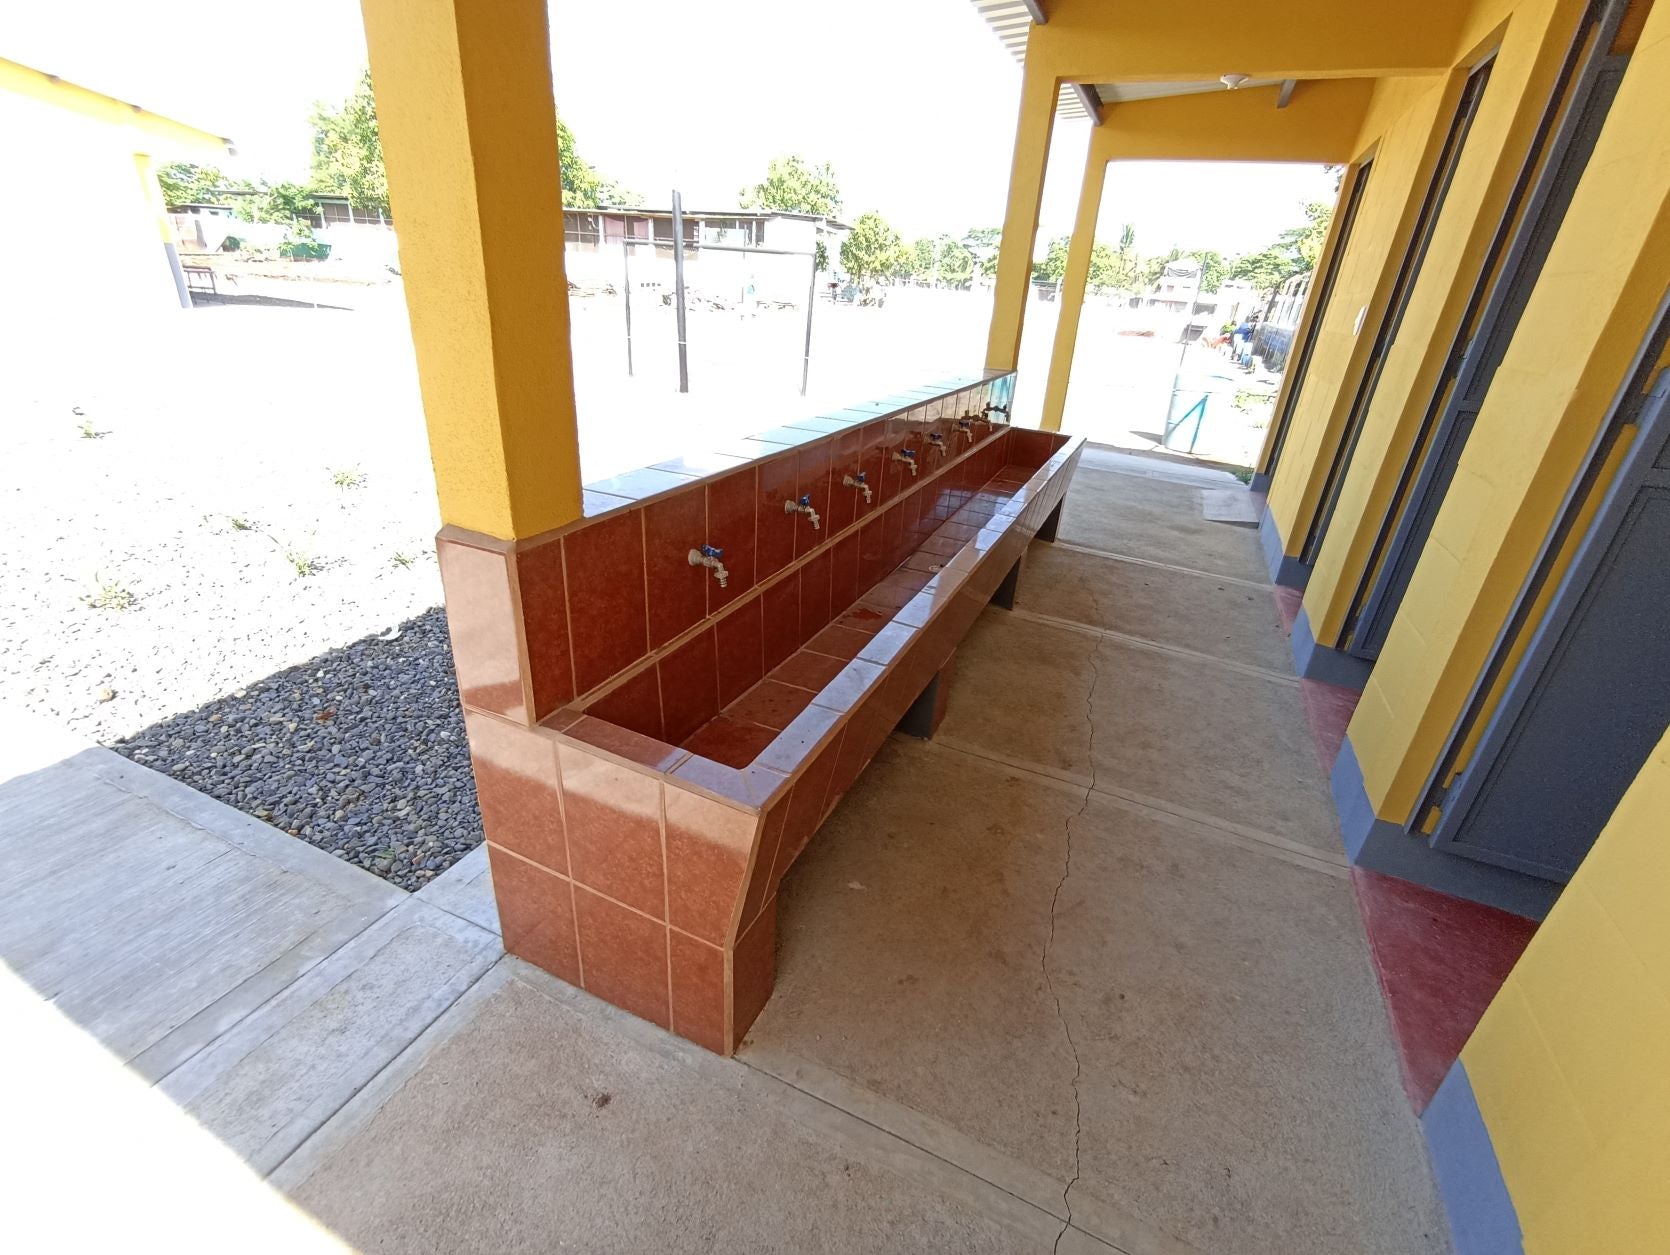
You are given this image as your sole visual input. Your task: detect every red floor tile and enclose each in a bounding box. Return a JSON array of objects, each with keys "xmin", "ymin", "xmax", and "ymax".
[
  {"xmin": 1351, "ymin": 868, "xmax": 1539, "ymax": 1112},
  {"xmin": 1299, "ymin": 677, "xmax": 1360, "ymax": 773},
  {"xmin": 1272, "ymin": 585, "xmax": 1303, "ymax": 637}
]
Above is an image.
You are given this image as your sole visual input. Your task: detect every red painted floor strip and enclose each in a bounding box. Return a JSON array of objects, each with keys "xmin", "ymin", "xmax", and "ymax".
[
  {"xmin": 1351, "ymin": 868, "xmax": 1539, "ymax": 1111},
  {"xmin": 1272, "ymin": 585, "xmax": 1303, "ymax": 637},
  {"xmin": 1299, "ymin": 677, "xmax": 1359, "ymax": 774}
]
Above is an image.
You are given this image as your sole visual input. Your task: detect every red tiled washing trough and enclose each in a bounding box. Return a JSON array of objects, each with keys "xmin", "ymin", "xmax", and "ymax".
[{"xmin": 438, "ymin": 371, "xmax": 1084, "ymax": 1051}]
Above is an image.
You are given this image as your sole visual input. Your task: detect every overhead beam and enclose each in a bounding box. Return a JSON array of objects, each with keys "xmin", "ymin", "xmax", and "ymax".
[
  {"xmin": 1020, "ymin": 0, "xmax": 1048, "ymax": 22},
  {"xmin": 1072, "ymin": 82, "xmax": 1105, "ymax": 122},
  {"xmin": 0, "ymin": 57, "xmax": 232, "ymax": 155},
  {"xmin": 1030, "ymin": 0, "xmax": 1462, "ymax": 80}
]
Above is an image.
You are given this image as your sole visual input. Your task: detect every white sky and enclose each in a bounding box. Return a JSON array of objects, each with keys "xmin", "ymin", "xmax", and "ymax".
[{"xmin": 2, "ymin": 0, "xmax": 1336, "ymax": 256}]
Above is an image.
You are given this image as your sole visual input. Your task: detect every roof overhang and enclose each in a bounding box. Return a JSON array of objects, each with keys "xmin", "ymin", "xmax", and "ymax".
[
  {"xmin": 970, "ymin": 0, "xmax": 1091, "ymax": 119},
  {"xmin": 0, "ymin": 57, "xmax": 233, "ymax": 157}
]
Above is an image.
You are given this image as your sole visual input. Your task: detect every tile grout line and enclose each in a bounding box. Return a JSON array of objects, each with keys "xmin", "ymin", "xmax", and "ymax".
[{"xmin": 1007, "ymin": 606, "xmax": 1300, "ymax": 687}]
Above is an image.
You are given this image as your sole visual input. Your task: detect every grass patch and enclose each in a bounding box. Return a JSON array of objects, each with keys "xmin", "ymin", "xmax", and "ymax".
[
  {"xmin": 330, "ymin": 467, "xmax": 367, "ymax": 490},
  {"xmin": 83, "ymin": 573, "xmax": 137, "ymax": 611}
]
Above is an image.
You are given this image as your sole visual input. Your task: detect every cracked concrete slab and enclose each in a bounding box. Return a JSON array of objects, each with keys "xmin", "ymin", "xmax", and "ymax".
[
  {"xmin": 1018, "ymin": 543, "xmax": 1291, "ymax": 673},
  {"xmin": 286, "ymin": 963, "xmax": 1061, "ymax": 1253},
  {"xmin": 942, "ymin": 608, "xmax": 1341, "ymax": 853},
  {"xmin": 1059, "ymin": 467, "xmax": 1269, "ymax": 582},
  {"xmin": 745, "ymin": 737, "xmax": 1448, "ymax": 1255}
]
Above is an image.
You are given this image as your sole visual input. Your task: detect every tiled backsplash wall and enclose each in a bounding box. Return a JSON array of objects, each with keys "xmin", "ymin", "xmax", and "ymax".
[
  {"xmin": 434, "ymin": 369, "xmax": 1095, "ymax": 1054},
  {"xmin": 438, "ymin": 371, "xmax": 1022, "ymax": 738}
]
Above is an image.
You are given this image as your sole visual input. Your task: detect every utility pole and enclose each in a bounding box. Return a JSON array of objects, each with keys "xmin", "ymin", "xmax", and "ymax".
[{"xmin": 670, "ymin": 189, "xmax": 690, "ymax": 393}]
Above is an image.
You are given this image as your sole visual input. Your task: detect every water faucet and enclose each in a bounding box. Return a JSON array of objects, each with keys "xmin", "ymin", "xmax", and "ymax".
[
  {"xmin": 687, "ymin": 544, "xmax": 729, "ymax": 588},
  {"xmin": 893, "ymin": 449, "xmax": 919, "ymax": 478},
  {"xmin": 842, "ymin": 471, "xmax": 873, "ymax": 504},
  {"xmin": 926, "ymin": 433, "xmax": 946, "ymax": 457},
  {"xmin": 983, "ymin": 402, "xmax": 1009, "ymax": 421},
  {"xmin": 784, "ymin": 493, "xmax": 821, "ymax": 530},
  {"xmin": 957, "ymin": 417, "xmax": 976, "ymax": 443}
]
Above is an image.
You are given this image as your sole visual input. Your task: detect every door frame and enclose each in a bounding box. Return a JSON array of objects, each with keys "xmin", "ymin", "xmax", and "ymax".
[
  {"xmin": 1257, "ymin": 158, "xmax": 1374, "ymax": 485},
  {"xmin": 1429, "ymin": 364, "xmax": 1670, "ymax": 877},
  {"xmin": 1346, "ymin": 0, "xmax": 1634, "ymax": 658},
  {"xmin": 1299, "ymin": 53, "xmax": 1497, "ymax": 568}
]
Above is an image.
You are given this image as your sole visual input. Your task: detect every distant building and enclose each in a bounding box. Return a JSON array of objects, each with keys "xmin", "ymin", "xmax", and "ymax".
[
  {"xmin": 1144, "ymin": 258, "xmax": 1203, "ymax": 314},
  {"xmin": 0, "ymin": 55, "xmax": 232, "ymax": 316},
  {"xmin": 562, "ymin": 208, "xmax": 849, "ymax": 306}
]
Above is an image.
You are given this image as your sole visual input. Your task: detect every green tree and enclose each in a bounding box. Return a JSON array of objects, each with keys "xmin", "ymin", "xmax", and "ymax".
[
  {"xmin": 557, "ymin": 117, "xmax": 640, "ymax": 208},
  {"xmin": 840, "ymin": 211, "xmax": 903, "ymax": 284},
  {"xmin": 740, "ymin": 155, "xmax": 843, "ymax": 218},
  {"xmin": 309, "ymin": 68, "xmax": 388, "ymax": 213},
  {"xmin": 1227, "ymin": 246, "xmax": 1295, "ymax": 297},
  {"xmin": 250, "ymin": 182, "xmax": 319, "ymax": 225},
  {"xmin": 1280, "ymin": 201, "xmax": 1333, "ymax": 269},
  {"xmin": 1087, "ymin": 242, "xmax": 1119, "ymax": 291},
  {"xmin": 1032, "ymin": 235, "xmax": 1071, "ymax": 285},
  {"xmin": 936, "ymin": 237, "xmax": 975, "ymax": 287},
  {"xmin": 156, "ymin": 162, "xmax": 241, "ymax": 207},
  {"xmin": 964, "ymin": 227, "xmax": 1002, "ymax": 278},
  {"xmin": 1226, "ymin": 201, "xmax": 1334, "ymax": 296},
  {"xmin": 1195, "ymin": 249, "xmax": 1228, "ymax": 293},
  {"xmin": 909, "ymin": 237, "xmax": 937, "ymax": 280}
]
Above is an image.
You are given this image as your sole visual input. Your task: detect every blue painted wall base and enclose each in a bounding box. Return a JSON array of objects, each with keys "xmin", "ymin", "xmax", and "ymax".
[
  {"xmin": 1291, "ymin": 607, "xmax": 1373, "ymax": 690},
  {"xmin": 1331, "ymin": 738, "xmax": 1559, "ymax": 919},
  {"xmin": 1258, "ymin": 510, "xmax": 1310, "ymax": 588},
  {"xmin": 1423, "ymin": 1062, "xmax": 1524, "ymax": 1255},
  {"xmin": 1249, "ymin": 470, "xmax": 1273, "ymax": 494}
]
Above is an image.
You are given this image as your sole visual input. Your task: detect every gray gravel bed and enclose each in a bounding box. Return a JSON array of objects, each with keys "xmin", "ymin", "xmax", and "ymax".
[{"xmin": 113, "ymin": 608, "xmax": 482, "ymax": 891}]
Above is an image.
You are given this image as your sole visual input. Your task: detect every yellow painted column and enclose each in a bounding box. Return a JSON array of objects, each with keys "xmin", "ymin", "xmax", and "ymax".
[
  {"xmin": 1462, "ymin": 724, "xmax": 1670, "ymax": 1253},
  {"xmin": 132, "ymin": 152, "xmax": 192, "ymax": 309},
  {"xmin": 359, "ymin": 0, "xmax": 582, "ymax": 540},
  {"xmin": 1038, "ymin": 129, "xmax": 1109, "ymax": 432},
  {"xmin": 985, "ymin": 43, "xmax": 1058, "ymax": 374}
]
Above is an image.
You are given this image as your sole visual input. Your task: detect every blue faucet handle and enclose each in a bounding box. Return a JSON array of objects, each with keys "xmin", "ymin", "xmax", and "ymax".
[
  {"xmin": 901, "ymin": 448, "xmax": 917, "ymax": 459},
  {"xmin": 700, "ymin": 544, "xmax": 724, "ymax": 559},
  {"xmin": 854, "ymin": 471, "xmax": 867, "ymax": 483},
  {"xmin": 798, "ymin": 494, "xmax": 812, "ymax": 507}
]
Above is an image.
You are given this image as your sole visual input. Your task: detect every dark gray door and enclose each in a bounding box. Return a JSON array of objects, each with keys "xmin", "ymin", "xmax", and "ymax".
[
  {"xmin": 1433, "ymin": 369, "xmax": 1670, "ymax": 880},
  {"xmin": 1348, "ymin": 0, "xmax": 1632, "ymax": 657}
]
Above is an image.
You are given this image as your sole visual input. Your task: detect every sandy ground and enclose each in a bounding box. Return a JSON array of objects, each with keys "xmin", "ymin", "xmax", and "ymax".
[{"xmin": 0, "ymin": 273, "xmax": 1272, "ymax": 746}]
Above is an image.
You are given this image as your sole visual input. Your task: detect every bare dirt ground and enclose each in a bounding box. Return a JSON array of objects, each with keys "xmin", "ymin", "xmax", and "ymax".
[{"xmin": 0, "ymin": 273, "xmax": 1269, "ymax": 884}]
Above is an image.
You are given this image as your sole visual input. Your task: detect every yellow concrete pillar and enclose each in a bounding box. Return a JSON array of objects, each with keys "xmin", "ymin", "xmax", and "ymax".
[
  {"xmin": 359, "ymin": 0, "xmax": 582, "ymax": 541},
  {"xmin": 985, "ymin": 43, "xmax": 1058, "ymax": 374},
  {"xmin": 1038, "ymin": 129, "xmax": 1110, "ymax": 432},
  {"xmin": 132, "ymin": 152, "xmax": 191, "ymax": 309}
]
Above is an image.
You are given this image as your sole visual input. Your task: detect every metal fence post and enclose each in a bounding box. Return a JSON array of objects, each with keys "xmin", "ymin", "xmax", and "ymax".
[{"xmin": 671, "ymin": 190, "xmax": 689, "ymax": 393}]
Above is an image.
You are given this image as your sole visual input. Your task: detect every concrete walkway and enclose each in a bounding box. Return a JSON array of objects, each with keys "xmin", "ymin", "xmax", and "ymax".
[{"xmin": 0, "ymin": 449, "xmax": 1449, "ymax": 1254}]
